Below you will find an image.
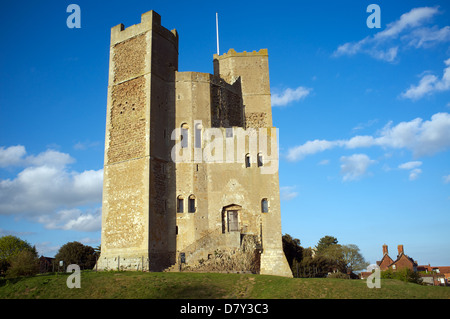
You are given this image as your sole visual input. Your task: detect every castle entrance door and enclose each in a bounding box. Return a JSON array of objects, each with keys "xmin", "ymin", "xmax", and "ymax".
[
  {"xmin": 227, "ymin": 210, "xmax": 239, "ymax": 232},
  {"xmin": 222, "ymin": 204, "xmax": 241, "ymax": 233}
]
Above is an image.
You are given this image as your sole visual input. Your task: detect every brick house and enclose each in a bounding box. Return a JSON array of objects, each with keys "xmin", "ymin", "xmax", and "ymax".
[
  {"xmin": 39, "ymin": 256, "xmax": 55, "ymax": 273},
  {"xmin": 376, "ymin": 244, "xmax": 417, "ymax": 272}
]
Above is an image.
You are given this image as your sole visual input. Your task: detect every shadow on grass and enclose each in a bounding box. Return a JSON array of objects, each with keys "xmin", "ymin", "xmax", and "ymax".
[
  {"xmin": 0, "ymin": 276, "xmax": 25, "ymax": 287},
  {"xmin": 150, "ymin": 281, "xmax": 227, "ymax": 299}
]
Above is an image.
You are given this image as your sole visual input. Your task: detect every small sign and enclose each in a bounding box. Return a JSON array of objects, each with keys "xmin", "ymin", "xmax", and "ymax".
[{"xmin": 180, "ymin": 252, "xmax": 186, "ymax": 264}]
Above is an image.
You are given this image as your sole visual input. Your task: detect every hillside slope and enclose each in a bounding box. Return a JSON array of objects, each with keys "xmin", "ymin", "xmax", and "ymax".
[{"xmin": 1, "ymin": 271, "xmax": 449, "ymax": 299}]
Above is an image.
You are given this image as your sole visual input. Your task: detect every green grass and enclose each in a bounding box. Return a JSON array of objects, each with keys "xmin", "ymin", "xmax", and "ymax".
[{"xmin": 0, "ymin": 271, "xmax": 449, "ymax": 299}]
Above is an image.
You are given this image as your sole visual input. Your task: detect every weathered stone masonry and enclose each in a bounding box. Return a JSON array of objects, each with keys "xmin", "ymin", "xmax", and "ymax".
[{"xmin": 97, "ymin": 10, "xmax": 292, "ymax": 277}]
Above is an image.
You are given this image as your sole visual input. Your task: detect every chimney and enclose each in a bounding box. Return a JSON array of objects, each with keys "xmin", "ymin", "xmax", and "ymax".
[
  {"xmin": 398, "ymin": 244, "xmax": 404, "ymax": 256},
  {"xmin": 383, "ymin": 244, "xmax": 388, "ymax": 255}
]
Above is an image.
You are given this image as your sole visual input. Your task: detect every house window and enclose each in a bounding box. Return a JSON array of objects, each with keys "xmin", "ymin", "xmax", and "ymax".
[
  {"xmin": 181, "ymin": 123, "xmax": 189, "ymax": 148},
  {"xmin": 257, "ymin": 153, "xmax": 263, "ymax": 167},
  {"xmin": 261, "ymin": 198, "xmax": 269, "ymax": 213},
  {"xmin": 245, "ymin": 154, "xmax": 251, "ymax": 168},
  {"xmin": 177, "ymin": 196, "xmax": 184, "ymax": 213},
  {"xmin": 188, "ymin": 195, "xmax": 196, "ymax": 213}
]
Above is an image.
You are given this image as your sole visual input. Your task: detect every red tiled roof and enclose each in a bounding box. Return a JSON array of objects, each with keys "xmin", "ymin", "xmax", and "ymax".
[{"xmin": 436, "ymin": 266, "xmax": 450, "ymax": 274}]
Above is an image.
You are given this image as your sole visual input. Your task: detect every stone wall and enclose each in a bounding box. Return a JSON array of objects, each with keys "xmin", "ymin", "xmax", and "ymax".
[
  {"xmin": 99, "ymin": 10, "xmax": 178, "ymax": 272},
  {"xmin": 108, "ymin": 77, "xmax": 147, "ymax": 164},
  {"xmin": 113, "ymin": 34, "xmax": 147, "ymax": 83}
]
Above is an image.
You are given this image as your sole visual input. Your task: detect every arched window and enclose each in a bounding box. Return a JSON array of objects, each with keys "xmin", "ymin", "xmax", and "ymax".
[
  {"xmin": 257, "ymin": 153, "xmax": 263, "ymax": 167},
  {"xmin": 245, "ymin": 154, "xmax": 251, "ymax": 168},
  {"xmin": 188, "ymin": 195, "xmax": 196, "ymax": 213},
  {"xmin": 181, "ymin": 123, "xmax": 189, "ymax": 148},
  {"xmin": 177, "ymin": 195, "xmax": 184, "ymax": 213},
  {"xmin": 261, "ymin": 198, "xmax": 269, "ymax": 213}
]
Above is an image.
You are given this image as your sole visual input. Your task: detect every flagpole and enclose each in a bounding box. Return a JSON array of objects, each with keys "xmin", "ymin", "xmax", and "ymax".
[{"xmin": 216, "ymin": 12, "xmax": 220, "ymax": 55}]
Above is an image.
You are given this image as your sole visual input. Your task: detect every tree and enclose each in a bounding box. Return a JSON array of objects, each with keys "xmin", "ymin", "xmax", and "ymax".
[
  {"xmin": 0, "ymin": 235, "xmax": 37, "ymax": 274},
  {"xmin": 315, "ymin": 236, "xmax": 338, "ymax": 254},
  {"xmin": 341, "ymin": 244, "xmax": 369, "ymax": 273},
  {"xmin": 6, "ymin": 250, "xmax": 39, "ymax": 278},
  {"xmin": 55, "ymin": 241, "xmax": 97, "ymax": 270},
  {"xmin": 94, "ymin": 244, "xmax": 101, "ymax": 257},
  {"xmin": 298, "ymin": 249, "xmax": 331, "ymax": 278},
  {"xmin": 282, "ymin": 234, "xmax": 303, "ymax": 267},
  {"xmin": 319, "ymin": 243, "xmax": 369, "ymax": 274},
  {"xmin": 320, "ymin": 244, "xmax": 346, "ymax": 272}
]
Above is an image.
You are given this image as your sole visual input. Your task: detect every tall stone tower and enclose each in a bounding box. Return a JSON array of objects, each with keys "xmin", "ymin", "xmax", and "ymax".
[
  {"xmin": 99, "ymin": 11, "xmax": 178, "ymax": 271},
  {"xmin": 98, "ymin": 10, "xmax": 292, "ymax": 277}
]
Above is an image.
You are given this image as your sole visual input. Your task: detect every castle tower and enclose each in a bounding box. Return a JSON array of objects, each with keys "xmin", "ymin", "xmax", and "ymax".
[
  {"xmin": 98, "ymin": 11, "xmax": 292, "ymax": 277},
  {"xmin": 214, "ymin": 49, "xmax": 273, "ymax": 128},
  {"xmin": 98, "ymin": 11, "xmax": 178, "ymax": 271}
]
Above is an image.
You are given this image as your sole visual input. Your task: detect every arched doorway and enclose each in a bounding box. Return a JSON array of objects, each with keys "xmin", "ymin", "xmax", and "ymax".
[{"xmin": 222, "ymin": 204, "xmax": 242, "ymax": 233}]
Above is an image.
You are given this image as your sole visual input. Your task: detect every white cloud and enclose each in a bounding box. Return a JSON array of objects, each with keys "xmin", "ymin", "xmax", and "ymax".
[
  {"xmin": 280, "ymin": 186, "xmax": 299, "ymax": 201},
  {"xmin": 398, "ymin": 161, "xmax": 422, "ymax": 170},
  {"xmin": 0, "ymin": 145, "xmax": 26, "ymax": 167},
  {"xmin": 0, "ymin": 145, "xmax": 103, "ymax": 232},
  {"xmin": 334, "ymin": 6, "xmax": 447, "ymax": 62},
  {"xmin": 408, "ymin": 168, "xmax": 422, "ymax": 181},
  {"xmin": 271, "ymin": 86, "xmax": 311, "ymax": 107},
  {"xmin": 404, "ymin": 25, "xmax": 450, "ymax": 48},
  {"xmin": 0, "ymin": 145, "xmax": 74, "ymax": 168},
  {"xmin": 401, "ymin": 58, "xmax": 450, "ymax": 100},
  {"xmin": 287, "ymin": 139, "xmax": 339, "ymax": 161},
  {"xmin": 340, "ymin": 154, "xmax": 376, "ymax": 182},
  {"xmin": 34, "ymin": 241, "xmax": 61, "ymax": 257},
  {"xmin": 352, "ymin": 119, "xmax": 379, "ymax": 132},
  {"xmin": 345, "ymin": 135, "xmax": 376, "ymax": 149},
  {"xmin": 375, "ymin": 6, "xmax": 439, "ymax": 40},
  {"xmin": 38, "ymin": 208, "xmax": 102, "ymax": 232},
  {"xmin": 318, "ymin": 159, "xmax": 330, "ymax": 165},
  {"xmin": 398, "ymin": 161, "xmax": 423, "ymax": 181},
  {"xmin": 74, "ymin": 141, "xmax": 100, "ymax": 150},
  {"xmin": 286, "ymin": 112, "xmax": 450, "ymax": 161}
]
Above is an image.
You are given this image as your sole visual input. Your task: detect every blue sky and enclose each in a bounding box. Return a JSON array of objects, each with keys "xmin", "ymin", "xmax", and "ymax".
[{"xmin": 1, "ymin": 0, "xmax": 449, "ymax": 268}]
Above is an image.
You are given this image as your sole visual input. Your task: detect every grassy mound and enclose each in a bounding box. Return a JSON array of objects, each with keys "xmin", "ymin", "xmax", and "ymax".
[{"xmin": 0, "ymin": 271, "xmax": 449, "ymax": 299}]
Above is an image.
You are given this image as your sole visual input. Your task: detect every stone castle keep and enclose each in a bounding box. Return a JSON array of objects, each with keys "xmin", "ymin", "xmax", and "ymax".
[{"xmin": 97, "ymin": 10, "xmax": 292, "ymax": 277}]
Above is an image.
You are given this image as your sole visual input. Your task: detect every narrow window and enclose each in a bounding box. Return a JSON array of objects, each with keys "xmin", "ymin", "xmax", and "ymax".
[
  {"xmin": 226, "ymin": 127, "xmax": 233, "ymax": 138},
  {"xmin": 261, "ymin": 198, "xmax": 269, "ymax": 213},
  {"xmin": 188, "ymin": 195, "xmax": 196, "ymax": 213},
  {"xmin": 257, "ymin": 153, "xmax": 263, "ymax": 167},
  {"xmin": 181, "ymin": 123, "xmax": 189, "ymax": 148},
  {"xmin": 177, "ymin": 196, "xmax": 184, "ymax": 213},
  {"xmin": 245, "ymin": 154, "xmax": 251, "ymax": 168},
  {"xmin": 195, "ymin": 123, "xmax": 202, "ymax": 148}
]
